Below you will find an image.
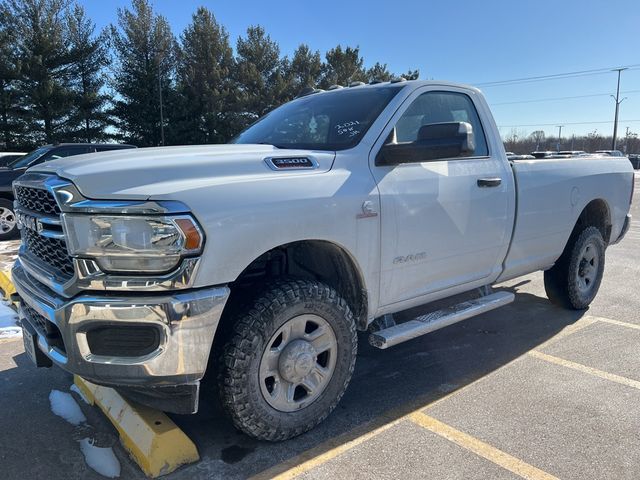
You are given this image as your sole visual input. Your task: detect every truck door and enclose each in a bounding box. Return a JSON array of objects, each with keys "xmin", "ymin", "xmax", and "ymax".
[{"xmin": 370, "ymin": 88, "xmax": 513, "ymax": 307}]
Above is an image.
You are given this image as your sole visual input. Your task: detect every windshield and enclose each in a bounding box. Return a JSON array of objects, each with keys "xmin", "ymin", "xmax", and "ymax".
[
  {"xmin": 8, "ymin": 146, "xmax": 51, "ymax": 169},
  {"xmin": 232, "ymin": 85, "xmax": 405, "ymax": 150}
]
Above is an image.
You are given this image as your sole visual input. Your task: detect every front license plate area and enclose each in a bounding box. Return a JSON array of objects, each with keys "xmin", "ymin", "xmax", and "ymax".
[{"xmin": 21, "ymin": 320, "xmax": 52, "ymax": 368}]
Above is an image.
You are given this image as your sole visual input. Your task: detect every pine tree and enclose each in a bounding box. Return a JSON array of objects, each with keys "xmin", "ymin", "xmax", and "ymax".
[
  {"xmin": 365, "ymin": 62, "xmax": 394, "ymax": 83},
  {"xmin": 400, "ymin": 69, "xmax": 420, "ymax": 81},
  {"xmin": 320, "ymin": 45, "xmax": 365, "ymax": 88},
  {"xmin": 235, "ymin": 26, "xmax": 288, "ymax": 126},
  {"xmin": 174, "ymin": 7, "xmax": 235, "ymax": 144},
  {"xmin": 4, "ymin": 0, "xmax": 75, "ymax": 145},
  {"xmin": 287, "ymin": 44, "xmax": 323, "ymax": 94},
  {"xmin": 110, "ymin": 0, "xmax": 176, "ymax": 146},
  {"xmin": 365, "ymin": 63, "xmax": 420, "ymax": 83},
  {"xmin": 0, "ymin": 4, "xmax": 28, "ymax": 149},
  {"xmin": 65, "ymin": 4, "xmax": 111, "ymax": 142}
]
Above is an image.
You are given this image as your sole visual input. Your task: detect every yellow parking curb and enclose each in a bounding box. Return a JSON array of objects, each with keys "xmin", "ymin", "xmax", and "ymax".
[
  {"xmin": 0, "ymin": 270, "xmax": 15, "ymax": 301},
  {"xmin": 74, "ymin": 376, "xmax": 200, "ymax": 478}
]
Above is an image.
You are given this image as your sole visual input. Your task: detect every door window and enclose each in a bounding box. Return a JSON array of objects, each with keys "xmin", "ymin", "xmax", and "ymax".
[{"xmin": 392, "ymin": 91, "xmax": 488, "ymax": 159}]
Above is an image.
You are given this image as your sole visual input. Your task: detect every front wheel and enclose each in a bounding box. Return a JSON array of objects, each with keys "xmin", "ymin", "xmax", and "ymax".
[
  {"xmin": 218, "ymin": 279, "xmax": 357, "ymax": 441},
  {"xmin": 544, "ymin": 226, "xmax": 605, "ymax": 309}
]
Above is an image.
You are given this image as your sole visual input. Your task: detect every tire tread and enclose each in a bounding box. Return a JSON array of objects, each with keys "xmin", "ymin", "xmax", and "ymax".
[{"xmin": 218, "ymin": 278, "xmax": 357, "ymax": 441}]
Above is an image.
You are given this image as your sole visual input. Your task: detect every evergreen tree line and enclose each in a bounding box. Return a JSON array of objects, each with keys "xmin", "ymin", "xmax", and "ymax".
[{"xmin": 0, "ymin": 0, "xmax": 419, "ymax": 150}]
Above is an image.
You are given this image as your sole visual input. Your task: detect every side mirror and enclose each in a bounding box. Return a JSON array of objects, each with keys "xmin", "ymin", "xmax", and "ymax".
[{"xmin": 376, "ymin": 122, "xmax": 475, "ymax": 166}]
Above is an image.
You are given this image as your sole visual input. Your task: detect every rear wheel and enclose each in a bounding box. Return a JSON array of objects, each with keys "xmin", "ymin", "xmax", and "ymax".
[
  {"xmin": 544, "ymin": 226, "xmax": 605, "ymax": 309},
  {"xmin": 218, "ymin": 279, "xmax": 357, "ymax": 441},
  {"xmin": 0, "ymin": 199, "xmax": 18, "ymax": 241}
]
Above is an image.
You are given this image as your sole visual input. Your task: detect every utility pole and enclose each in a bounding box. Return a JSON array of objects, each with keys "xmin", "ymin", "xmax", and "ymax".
[
  {"xmin": 611, "ymin": 68, "xmax": 627, "ymax": 150},
  {"xmin": 158, "ymin": 56, "xmax": 165, "ymax": 146},
  {"xmin": 556, "ymin": 125, "xmax": 563, "ymax": 152}
]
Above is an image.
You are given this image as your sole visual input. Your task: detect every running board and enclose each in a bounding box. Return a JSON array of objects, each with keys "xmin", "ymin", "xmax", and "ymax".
[{"xmin": 369, "ymin": 291, "xmax": 515, "ymax": 349}]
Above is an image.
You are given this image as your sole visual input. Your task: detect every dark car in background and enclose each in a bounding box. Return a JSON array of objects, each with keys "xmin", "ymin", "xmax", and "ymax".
[
  {"xmin": 0, "ymin": 143, "xmax": 136, "ymax": 240},
  {"xmin": 0, "ymin": 152, "xmax": 27, "ymax": 168}
]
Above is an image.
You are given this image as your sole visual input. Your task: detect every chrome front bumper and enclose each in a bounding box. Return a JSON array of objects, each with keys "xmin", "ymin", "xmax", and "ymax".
[{"xmin": 13, "ymin": 261, "xmax": 229, "ymax": 404}]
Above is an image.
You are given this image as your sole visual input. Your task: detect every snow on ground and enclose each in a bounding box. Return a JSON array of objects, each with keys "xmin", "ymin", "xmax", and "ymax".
[
  {"xmin": 0, "ymin": 301, "xmax": 20, "ymax": 339},
  {"xmin": 48, "ymin": 388, "xmax": 122, "ymax": 478},
  {"xmin": 79, "ymin": 438, "xmax": 121, "ymax": 479},
  {"xmin": 49, "ymin": 390, "xmax": 87, "ymax": 426}
]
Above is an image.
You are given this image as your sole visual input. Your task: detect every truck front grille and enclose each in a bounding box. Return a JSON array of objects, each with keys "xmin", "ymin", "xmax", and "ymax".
[
  {"xmin": 15, "ymin": 185, "xmax": 74, "ymax": 280},
  {"xmin": 22, "ymin": 228, "xmax": 75, "ymax": 278},
  {"xmin": 14, "ymin": 185, "xmax": 61, "ymax": 215}
]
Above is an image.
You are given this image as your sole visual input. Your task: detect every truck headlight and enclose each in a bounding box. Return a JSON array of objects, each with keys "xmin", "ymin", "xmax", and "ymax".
[{"xmin": 62, "ymin": 215, "xmax": 203, "ymax": 273}]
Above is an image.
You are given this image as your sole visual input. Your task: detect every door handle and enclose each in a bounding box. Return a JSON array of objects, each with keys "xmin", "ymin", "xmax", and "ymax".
[{"xmin": 477, "ymin": 177, "xmax": 502, "ymax": 187}]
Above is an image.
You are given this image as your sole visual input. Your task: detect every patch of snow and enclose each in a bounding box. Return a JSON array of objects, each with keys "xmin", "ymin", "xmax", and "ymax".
[
  {"xmin": 0, "ymin": 302, "xmax": 20, "ymax": 339},
  {"xmin": 70, "ymin": 384, "xmax": 91, "ymax": 405},
  {"xmin": 79, "ymin": 438, "xmax": 121, "ymax": 478},
  {"xmin": 49, "ymin": 390, "xmax": 86, "ymax": 426}
]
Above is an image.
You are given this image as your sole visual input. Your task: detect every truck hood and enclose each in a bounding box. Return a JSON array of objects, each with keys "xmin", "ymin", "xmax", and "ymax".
[{"xmin": 31, "ymin": 144, "xmax": 336, "ymax": 199}]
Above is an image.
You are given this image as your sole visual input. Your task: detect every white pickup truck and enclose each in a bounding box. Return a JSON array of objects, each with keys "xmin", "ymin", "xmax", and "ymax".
[{"xmin": 12, "ymin": 80, "xmax": 633, "ymax": 441}]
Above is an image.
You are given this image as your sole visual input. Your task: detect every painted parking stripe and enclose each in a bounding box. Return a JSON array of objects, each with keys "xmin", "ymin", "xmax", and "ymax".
[
  {"xmin": 250, "ymin": 420, "xmax": 402, "ymax": 480},
  {"xmin": 529, "ymin": 350, "xmax": 640, "ymax": 390},
  {"xmin": 534, "ymin": 316, "xmax": 598, "ymax": 350},
  {"xmin": 408, "ymin": 412, "xmax": 558, "ymax": 480},
  {"xmin": 593, "ymin": 316, "xmax": 640, "ymax": 331}
]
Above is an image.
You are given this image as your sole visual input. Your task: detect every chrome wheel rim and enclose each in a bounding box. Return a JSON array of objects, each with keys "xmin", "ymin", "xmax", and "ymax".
[
  {"xmin": 576, "ymin": 241, "xmax": 599, "ymax": 293},
  {"xmin": 259, "ymin": 314, "xmax": 337, "ymax": 412},
  {"xmin": 0, "ymin": 207, "xmax": 16, "ymax": 234}
]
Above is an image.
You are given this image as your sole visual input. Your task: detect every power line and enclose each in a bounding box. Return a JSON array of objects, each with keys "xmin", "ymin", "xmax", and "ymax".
[
  {"xmin": 475, "ymin": 64, "xmax": 640, "ymax": 87},
  {"xmin": 491, "ymin": 90, "xmax": 640, "ymax": 106}
]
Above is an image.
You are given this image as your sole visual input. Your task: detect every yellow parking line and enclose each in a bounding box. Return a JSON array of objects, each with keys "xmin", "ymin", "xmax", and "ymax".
[
  {"xmin": 592, "ymin": 316, "xmax": 640, "ymax": 331},
  {"xmin": 535, "ymin": 316, "xmax": 598, "ymax": 350},
  {"xmin": 408, "ymin": 412, "xmax": 558, "ymax": 480},
  {"xmin": 250, "ymin": 420, "xmax": 401, "ymax": 480},
  {"xmin": 529, "ymin": 350, "xmax": 640, "ymax": 390}
]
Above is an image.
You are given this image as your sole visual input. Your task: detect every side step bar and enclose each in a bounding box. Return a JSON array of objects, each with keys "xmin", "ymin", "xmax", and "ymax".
[{"xmin": 369, "ymin": 291, "xmax": 515, "ymax": 349}]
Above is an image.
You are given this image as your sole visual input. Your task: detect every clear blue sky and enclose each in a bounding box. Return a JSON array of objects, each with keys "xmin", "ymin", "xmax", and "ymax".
[{"xmin": 85, "ymin": 0, "xmax": 640, "ymax": 140}]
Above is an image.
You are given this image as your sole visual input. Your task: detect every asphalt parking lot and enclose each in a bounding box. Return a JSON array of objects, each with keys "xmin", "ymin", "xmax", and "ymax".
[{"xmin": 1, "ymin": 177, "xmax": 639, "ymax": 480}]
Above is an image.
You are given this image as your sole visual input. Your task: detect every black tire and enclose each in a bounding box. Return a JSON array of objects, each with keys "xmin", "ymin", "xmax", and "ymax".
[
  {"xmin": 218, "ymin": 279, "xmax": 357, "ymax": 441},
  {"xmin": 0, "ymin": 198, "xmax": 19, "ymax": 241},
  {"xmin": 544, "ymin": 226, "xmax": 605, "ymax": 310}
]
